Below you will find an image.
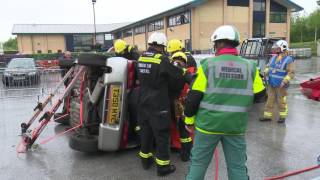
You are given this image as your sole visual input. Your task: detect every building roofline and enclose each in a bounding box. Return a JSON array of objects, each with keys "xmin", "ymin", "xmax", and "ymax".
[
  {"xmin": 277, "ymin": 0, "xmax": 304, "ymax": 12},
  {"xmin": 110, "ymin": 0, "xmax": 207, "ymax": 33},
  {"xmin": 12, "ymin": 23, "xmax": 131, "ymax": 35},
  {"xmin": 110, "ymin": 0, "xmax": 303, "ymax": 33}
]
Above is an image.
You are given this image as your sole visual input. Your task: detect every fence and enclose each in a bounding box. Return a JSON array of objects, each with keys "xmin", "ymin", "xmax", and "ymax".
[
  {"xmin": 289, "ymin": 48, "xmax": 312, "ymax": 59},
  {"xmin": 0, "ymin": 68, "xmax": 65, "ymax": 99}
]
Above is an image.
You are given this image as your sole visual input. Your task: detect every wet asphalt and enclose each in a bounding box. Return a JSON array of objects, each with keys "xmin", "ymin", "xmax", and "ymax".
[{"xmin": 0, "ymin": 57, "xmax": 320, "ymax": 180}]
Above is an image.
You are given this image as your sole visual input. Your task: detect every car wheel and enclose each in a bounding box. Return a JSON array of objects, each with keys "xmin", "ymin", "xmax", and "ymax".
[
  {"xmin": 69, "ymin": 129, "xmax": 99, "ymax": 152},
  {"xmin": 78, "ymin": 53, "xmax": 109, "ymax": 67}
]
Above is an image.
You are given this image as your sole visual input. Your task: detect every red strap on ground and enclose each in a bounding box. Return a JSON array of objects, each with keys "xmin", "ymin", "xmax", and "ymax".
[
  {"xmin": 214, "ymin": 149, "xmax": 219, "ymax": 180},
  {"xmin": 264, "ymin": 165, "xmax": 320, "ymax": 180}
]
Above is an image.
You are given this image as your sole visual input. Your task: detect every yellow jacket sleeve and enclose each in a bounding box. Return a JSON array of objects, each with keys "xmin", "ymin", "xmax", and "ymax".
[{"xmin": 253, "ymin": 68, "xmax": 265, "ymax": 94}]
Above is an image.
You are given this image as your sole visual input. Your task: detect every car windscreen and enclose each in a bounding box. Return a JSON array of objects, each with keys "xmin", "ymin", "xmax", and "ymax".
[{"xmin": 8, "ymin": 58, "xmax": 36, "ymax": 69}]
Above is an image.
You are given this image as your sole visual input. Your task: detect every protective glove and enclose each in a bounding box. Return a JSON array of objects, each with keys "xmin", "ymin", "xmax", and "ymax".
[{"xmin": 184, "ymin": 71, "xmax": 197, "ymax": 84}]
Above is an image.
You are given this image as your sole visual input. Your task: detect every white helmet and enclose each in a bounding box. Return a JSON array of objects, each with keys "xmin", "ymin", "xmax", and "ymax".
[
  {"xmin": 210, "ymin": 25, "xmax": 241, "ymax": 46},
  {"xmin": 148, "ymin": 32, "xmax": 168, "ymax": 47},
  {"xmin": 274, "ymin": 40, "xmax": 289, "ymax": 52}
]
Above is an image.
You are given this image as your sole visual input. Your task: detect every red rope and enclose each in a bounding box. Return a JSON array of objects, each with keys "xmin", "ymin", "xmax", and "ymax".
[
  {"xmin": 214, "ymin": 149, "xmax": 219, "ymax": 180},
  {"xmin": 264, "ymin": 165, "xmax": 320, "ymax": 180},
  {"xmin": 39, "ymin": 74, "xmax": 85, "ymax": 145}
]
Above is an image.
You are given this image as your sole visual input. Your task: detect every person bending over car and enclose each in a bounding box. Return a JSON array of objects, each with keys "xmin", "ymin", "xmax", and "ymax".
[{"xmin": 114, "ymin": 39, "xmax": 140, "ymax": 61}]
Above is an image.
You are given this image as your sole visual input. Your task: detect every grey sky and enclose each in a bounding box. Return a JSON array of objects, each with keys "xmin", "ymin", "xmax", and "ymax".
[{"xmin": 0, "ymin": 0, "xmax": 317, "ymax": 42}]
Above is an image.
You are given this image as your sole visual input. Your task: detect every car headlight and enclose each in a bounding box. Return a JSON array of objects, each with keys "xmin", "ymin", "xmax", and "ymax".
[{"xmin": 28, "ymin": 72, "xmax": 37, "ymax": 75}]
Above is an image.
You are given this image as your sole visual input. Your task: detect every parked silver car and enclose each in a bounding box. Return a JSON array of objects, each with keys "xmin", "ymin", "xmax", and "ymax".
[{"xmin": 2, "ymin": 58, "xmax": 40, "ymax": 87}]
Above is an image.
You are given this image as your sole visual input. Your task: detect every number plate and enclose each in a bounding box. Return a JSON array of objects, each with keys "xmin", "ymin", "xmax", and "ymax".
[
  {"xmin": 14, "ymin": 76, "xmax": 25, "ymax": 80},
  {"xmin": 107, "ymin": 85, "xmax": 121, "ymax": 124}
]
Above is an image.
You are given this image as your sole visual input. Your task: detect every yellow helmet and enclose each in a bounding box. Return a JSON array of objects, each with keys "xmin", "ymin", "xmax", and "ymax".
[
  {"xmin": 114, "ymin": 39, "xmax": 127, "ymax": 54},
  {"xmin": 171, "ymin": 52, "xmax": 187, "ymax": 63},
  {"xmin": 167, "ymin": 39, "xmax": 183, "ymax": 53}
]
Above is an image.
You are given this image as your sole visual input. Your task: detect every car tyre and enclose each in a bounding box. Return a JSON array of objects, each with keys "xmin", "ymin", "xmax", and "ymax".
[
  {"xmin": 78, "ymin": 53, "xmax": 109, "ymax": 67},
  {"xmin": 69, "ymin": 129, "xmax": 99, "ymax": 152}
]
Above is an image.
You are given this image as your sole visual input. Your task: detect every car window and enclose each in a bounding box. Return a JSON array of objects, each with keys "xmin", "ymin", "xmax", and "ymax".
[{"xmin": 8, "ymin": 58, "xmax": 35, "ymax": 69}]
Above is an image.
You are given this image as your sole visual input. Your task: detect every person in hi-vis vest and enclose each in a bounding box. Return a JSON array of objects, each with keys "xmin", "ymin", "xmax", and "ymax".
[
  {"xmin": 260, "ymin": 40, "xmax": 295, "ymax": 123},
  {"xmin": 184, "ymin": 25, "xmax": 265, "ymax": 180}
]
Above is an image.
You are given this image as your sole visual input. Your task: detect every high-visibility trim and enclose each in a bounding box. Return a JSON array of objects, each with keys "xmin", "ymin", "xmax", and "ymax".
[
  {"xmin": 279, "ymin": 111, "xmax": 288, "ymax": 116},
  {"xmin": 128, "ymin": 46, "xmax": 133, "ymax": 52},
  {"xmin": 264, "ymin": 112, "xmax": 273, "ymax": 117},
  {"xmin": 139, "ymin": 151, "xmax": 153, "ymax": 159},
  {"xmin": 184, "ymin": 116, "xmax": 195, "ymax": 125},
  {"xmin": 269, "ymin": 68, "xmax": 286, "ymax": 73},
  {"xmin": 200, "ymin": 102, "xmax": 248, "ymax": 113},
  {"xmin": 180, "ymin": 137, "xmax": 192, "ymax": 143},
  {"xmin": 280, "ymin": 97, "xmax": 288, "ymax": 118},
  {"xmin": 284, "ymin": 75, "xmax": 291, "ymax": 81},
  {"xmin": 154, "ymin": 54, "xmax": 162, "ymax": 59},
  {"xmin": 191, "ymin": 65, "xmax": 207, "ymax": 93},
  {"xmin": 155, "ymin": 158, "xmax": 170, "ymax": 166},
  {"xmin": 196, "ymin": 127, "xmax": 244, "ymax": 136},
  {"xmin": 269, "ymin": 74, "xmax": 284, "ymax": 79},
  {"xmin": 253, "ymin": 67, "xmax": 265, "ymax": 94},
  {"xmin": 206, "ymin": 87, "xmax": 253, "ymax": 95},
  {"xmin": 264, "ymin": 67, "xmax": 270, "ymax": 74},
  {"xmin": 139, "ymin": 57, "xmax": 161, "ymax": 64},
  {"xmin": 206, "ymin": 60, "xmax": 254, "ymax": 96},
  {"xmin": 135, "ymin": 126, "xmax": 141, "ymax": 131}
]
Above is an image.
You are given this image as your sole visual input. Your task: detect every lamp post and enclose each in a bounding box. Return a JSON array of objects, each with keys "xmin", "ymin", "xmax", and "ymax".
[{"xmin": 92, "ymin": 0, "xmax": 97, "ymax": 46}]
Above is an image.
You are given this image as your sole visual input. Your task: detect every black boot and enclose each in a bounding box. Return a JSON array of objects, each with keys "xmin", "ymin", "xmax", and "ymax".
[
  {"xmin": 141, "ymin": 158, "xmax": 153, "ymax": 170},
  {"xmin": 259, "ymin": 117, "xmax": 272, "ymax": 122},
  {"xmin": 157, "ymin": 164, "xmax": 176, "ymax": 176},
  {"xmin": 180, "ymin": 142, "xmax": 192, "ymax": 162},
  {"xmin": 277, "ymin": 118, "xmax": 286, "ymax": 123}
]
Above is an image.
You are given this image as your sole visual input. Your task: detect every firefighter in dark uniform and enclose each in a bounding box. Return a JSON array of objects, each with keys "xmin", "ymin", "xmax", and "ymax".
[
  {"xmin": 167, "ymin": 39, "xmax": 197, "ymax": 69},
  {"xmin": 170, "ymin": 52, "xmax": 195, "ymax": 162},
  {"xmin": 114, "ymin": 39, "xmax": 140, "ymax": 60},
  {"xmin": 137, "ymin": 32, "xmax": 186, "ymax": 176}
]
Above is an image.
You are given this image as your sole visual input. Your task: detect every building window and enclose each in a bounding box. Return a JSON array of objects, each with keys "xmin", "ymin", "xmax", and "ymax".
[
  {"xmin": 105, "ymin": 34, "xmax": 113, "ymax": 41},
  {"xmin": 37, "ymin": 50, "xmax": 42, "ymax": 54},
  {"xmin": 57, "ymin": 50, "xmax": 62, "ymax": 53},
  {"xmin": 48, "ymin": 50, "xmax": 52, "ymax": 53},
  {"xmin": 135, "ymin": 25, "xmax": 146, "ymax": 34},
  {"xmin": 253, "ymin": 22, "xmax": 265, "ymax": 38},
  {"xmin": 123, "ymin": 29, "xmax": 133, "ymax": 37},
  {"xmin": 270, "ymin": 0, "xmax": 287, "ymax": 23},
  {"xmin": 253, "ymin": 0, "xmax": 265, "ymax": 12},
  {"xmin": 73, "ymin": 35, "xmax": 94, "ymax": 52},
  {"xmin": 148, "ymin": 19, "xmax": 164, "ymax": 32},
  {"xmin": 270, "ymin": 12, "xmax": 287, "ymax": 23},
  {"xmin": 227, "ymin": 0, "xmax": 249, "ymax": 7},
  {"xmin": 168, "ymin": 11, "xmax": 191, "ymax": 27}
]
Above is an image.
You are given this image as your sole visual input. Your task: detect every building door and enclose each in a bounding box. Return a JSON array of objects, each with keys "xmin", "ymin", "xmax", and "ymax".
[
  {"xmin": 65, "ymin": 35, "xmax": 74, "ymax": 52},
  {"xmin": 185, "ymin": 39, "xmax": 192, "ymax": 52},
  {"xmin": 253, "ymin": 0, "xmax": 266, "ymax": 38}
]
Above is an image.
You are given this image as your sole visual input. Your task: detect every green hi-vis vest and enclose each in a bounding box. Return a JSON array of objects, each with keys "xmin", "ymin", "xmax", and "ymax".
[{"xmin": 195, "ymin": 55, "xmax": 256, "ymax": 135}]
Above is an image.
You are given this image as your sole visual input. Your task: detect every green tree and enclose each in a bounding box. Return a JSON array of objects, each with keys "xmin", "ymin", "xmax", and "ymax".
[
  {"xmin": 307, "ymin": 9, "xmax": 320, "ymax": 43},
  {"xmin": 291, "ymin": 15, "xmax": 307, "ymax": 42},
  {"xmin": 3, "ymin": 37, "xmax": 17, "ymax": 51}
]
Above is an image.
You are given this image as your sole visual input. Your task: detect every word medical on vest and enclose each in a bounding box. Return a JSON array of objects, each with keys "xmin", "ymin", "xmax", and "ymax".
[{"xmin": 216, "ymin": 61, "xmax": 247, "ymax": 80}]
